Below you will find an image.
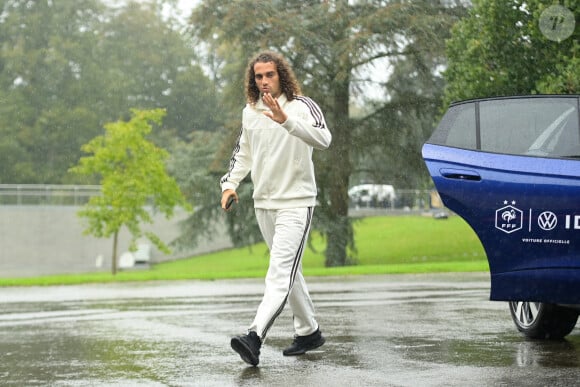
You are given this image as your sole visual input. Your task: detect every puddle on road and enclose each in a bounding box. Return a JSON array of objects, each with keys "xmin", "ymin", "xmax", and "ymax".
[{"xmin": 390, "ymin": 335, "xmax": 580, "ymax": 368}]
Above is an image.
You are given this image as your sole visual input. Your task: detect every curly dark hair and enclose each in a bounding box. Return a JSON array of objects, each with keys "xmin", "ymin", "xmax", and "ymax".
[{"xmin": 245, "ymin": 51, "xmax": 302, "ymax": 105}]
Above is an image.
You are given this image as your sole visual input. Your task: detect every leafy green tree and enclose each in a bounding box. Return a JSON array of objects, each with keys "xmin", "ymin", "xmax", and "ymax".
[
  {"xmin": 0, "ymin": 0, "xmax": 105, "ymax": 182},
  {"xmin": 444, "ymin": 0, "xmax": 579, "ymax": 104},
  {"xmin": 187, "ymin": 0, "xmax": 466, "ymax": 266},
  {"xmin": 69, "ymin": 109, "xmax": 191, "ymax": 275},
  {"xmin": 162, "ymin": 65, "xmax": 223, "ymax": 140},
  {"xmin": 0, "ymin": 0, "xmax": 224, "ymax": 183}
]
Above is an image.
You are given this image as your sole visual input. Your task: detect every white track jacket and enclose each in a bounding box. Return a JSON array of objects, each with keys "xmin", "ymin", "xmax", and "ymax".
[{"xmin": 220, "ymin": 94, "xmax": 332, "ymax": 209}]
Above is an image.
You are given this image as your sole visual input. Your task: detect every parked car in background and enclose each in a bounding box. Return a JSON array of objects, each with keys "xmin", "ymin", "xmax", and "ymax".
[
  {"xmin": 348, "ymin": 184, "xmax": 396, "ymax": 208},
  {"xmin": 422, "ymin": 95, "xmax": 580, "ymax": 339}
]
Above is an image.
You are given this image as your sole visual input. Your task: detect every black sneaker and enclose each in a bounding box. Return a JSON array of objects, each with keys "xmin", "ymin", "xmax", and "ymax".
[
  {"xmin": 283, "ymin": 328, "xmax": 326, "ymax": 356},
  {"xmin": 231, "ymin": 331, "xmax": 261, "ymax": 366}
]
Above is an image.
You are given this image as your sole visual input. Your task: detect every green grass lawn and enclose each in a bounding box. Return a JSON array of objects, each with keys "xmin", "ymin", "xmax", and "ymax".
[{"xmin": 0, "ymin": 215, "xmax": 488, "ymax": 286}]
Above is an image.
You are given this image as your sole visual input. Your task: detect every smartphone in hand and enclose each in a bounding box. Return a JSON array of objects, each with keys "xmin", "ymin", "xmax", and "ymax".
[{"xmin": 225, "ymin": 195, "xmax": 235, "ymax": 210}]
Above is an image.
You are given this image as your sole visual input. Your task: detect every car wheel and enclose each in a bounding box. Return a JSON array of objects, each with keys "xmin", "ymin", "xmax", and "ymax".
[{"xmin": 508, "ymin": 301, "xmax": 579, "ymax": 340}]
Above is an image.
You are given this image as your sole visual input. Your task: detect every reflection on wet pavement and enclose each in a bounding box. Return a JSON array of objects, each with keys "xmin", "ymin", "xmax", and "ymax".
[{"xmin": 0, "ymin": 273, "xmax": 579, "ymax": 386}]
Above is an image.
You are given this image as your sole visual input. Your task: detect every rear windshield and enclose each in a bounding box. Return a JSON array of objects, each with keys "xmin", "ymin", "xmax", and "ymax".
[{"xmin": 428, "ymin": 96, "xmax": 580, "ymax": 158}]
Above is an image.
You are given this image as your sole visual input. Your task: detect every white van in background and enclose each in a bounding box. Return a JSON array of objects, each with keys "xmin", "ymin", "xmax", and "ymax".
[{"xmin": 348, "ymin": 184, "xmax": 396, "ymax": 208}]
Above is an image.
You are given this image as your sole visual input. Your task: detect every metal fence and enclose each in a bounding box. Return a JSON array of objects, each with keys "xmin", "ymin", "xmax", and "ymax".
[
  {"xmin": 348, "ymin": 188, "xmax": 439, "ymax": 212},
  {"xmin": 0, "ymin": 184, "xmax": 439, "ymax": 211},
  {"xmin": 0, "ymin": 184, "xmax": 101, "ymax": 206}
]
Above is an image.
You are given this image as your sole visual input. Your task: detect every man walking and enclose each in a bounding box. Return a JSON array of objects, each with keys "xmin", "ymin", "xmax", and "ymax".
[{"xmin": 220, "ymin": 51, "xmax": 332, "ymax": 366}]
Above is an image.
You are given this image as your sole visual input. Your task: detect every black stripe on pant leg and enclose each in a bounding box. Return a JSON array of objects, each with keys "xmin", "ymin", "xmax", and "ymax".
[
  {"xmin": 289, "ymin": 207, "xmax": 313, "ymax": 290},
  {"xmin": 260, "ymin": 207, "xmax": 314, "ymax": 340}
]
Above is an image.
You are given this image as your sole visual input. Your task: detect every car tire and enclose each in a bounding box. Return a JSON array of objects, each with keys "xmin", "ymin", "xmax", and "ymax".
[{"xmin": 508, "ymin": 301, "xmax": 579, "ymax": 340}]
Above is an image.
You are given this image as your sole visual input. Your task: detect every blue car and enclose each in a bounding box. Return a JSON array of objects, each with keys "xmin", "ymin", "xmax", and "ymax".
[{"xmin": 422, "ymin": 95, "xmax": 580, "ymax": 339}]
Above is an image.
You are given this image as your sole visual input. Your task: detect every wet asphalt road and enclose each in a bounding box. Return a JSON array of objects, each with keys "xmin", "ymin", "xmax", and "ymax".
[{"xmin": 1, "ymin": 273, "xmax": 579, "ymax": 386}]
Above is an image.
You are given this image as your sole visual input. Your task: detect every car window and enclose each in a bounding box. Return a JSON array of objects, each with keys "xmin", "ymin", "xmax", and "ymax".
[
  {"xmin": 429, "ymin": 102, "xmax": 477, "ymax": 150},
  {"xmin": 430, "ymin": 97, "xmax": 580, "ymax": 159},
  {"xmin": 480, "ymin": 98, "xmax": 579, "ymax": 157}
]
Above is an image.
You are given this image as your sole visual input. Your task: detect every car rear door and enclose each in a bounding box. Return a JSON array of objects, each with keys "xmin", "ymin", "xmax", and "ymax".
[{"xmin": 422, "ymin": 95, "xmax": 580, "ymax": 303}]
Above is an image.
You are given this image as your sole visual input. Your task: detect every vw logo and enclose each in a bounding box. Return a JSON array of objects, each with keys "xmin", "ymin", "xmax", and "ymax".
[{"xmin": 538, "ymin": 211, "xmax": 558, "ymax": 230}]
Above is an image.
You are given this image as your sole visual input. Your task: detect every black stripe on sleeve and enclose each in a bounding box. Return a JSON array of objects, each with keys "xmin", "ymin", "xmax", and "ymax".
[
  {"xmin": 220, "ymin": 126, "xmax": 244, "ymax": 185},
  {"xmin": 294, "ymin": 96, "xmax": 326, "ymax": 129}
]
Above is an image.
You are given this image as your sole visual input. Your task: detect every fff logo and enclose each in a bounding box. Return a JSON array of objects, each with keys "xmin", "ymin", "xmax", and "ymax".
[{"xmin": 495, "ymin": 202, "xmax": 523, "ymax": 234}]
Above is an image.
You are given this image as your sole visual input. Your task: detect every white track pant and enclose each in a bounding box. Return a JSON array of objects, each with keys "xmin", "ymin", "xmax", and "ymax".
[{"xmin": 249, "ymin": 207, "xmax": 319, "ymax": 340}]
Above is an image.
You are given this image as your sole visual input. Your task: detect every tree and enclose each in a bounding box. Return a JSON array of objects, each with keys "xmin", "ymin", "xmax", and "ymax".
[
  {"xmin": 0, "ymin": 0, "xmax": 106, "ymax": 183},
  {"xmin": 443, "ymin": 0, "xmax": 579, "ymax": 104},
  {"xmin": 69, "ymin": 109, "xmax": 191, "ymax": 275},
  {"xmin": 0, "ymin": 0, "xmax": 224, "ymax": 183},
  {"xmin": 96, "ymin": 1, "xmax": 222, "ymax": 139},
  {"xmin": 168, "ymin": 131, "xmax": 262, "ymax": 252},
  {"xmin": 187, "ymin": 0, "xmax": 467, "ymax": 266}
]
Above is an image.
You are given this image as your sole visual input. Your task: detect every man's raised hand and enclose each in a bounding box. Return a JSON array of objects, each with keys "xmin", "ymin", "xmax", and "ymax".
[{"xmin": 262, "ymin": 93, "xmax": 287, "ymax": 124}]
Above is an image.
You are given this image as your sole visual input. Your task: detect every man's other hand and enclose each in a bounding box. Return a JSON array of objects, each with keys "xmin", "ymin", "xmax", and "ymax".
[{"xmin": 221, "ymin": 189, "xmax": 238, "ymax": 211}]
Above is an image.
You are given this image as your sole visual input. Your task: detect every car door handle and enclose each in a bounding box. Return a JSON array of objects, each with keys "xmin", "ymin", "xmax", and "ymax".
[{"xmin": 440, "ymin": 168, "xmax": 481, "ymax": 181}]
